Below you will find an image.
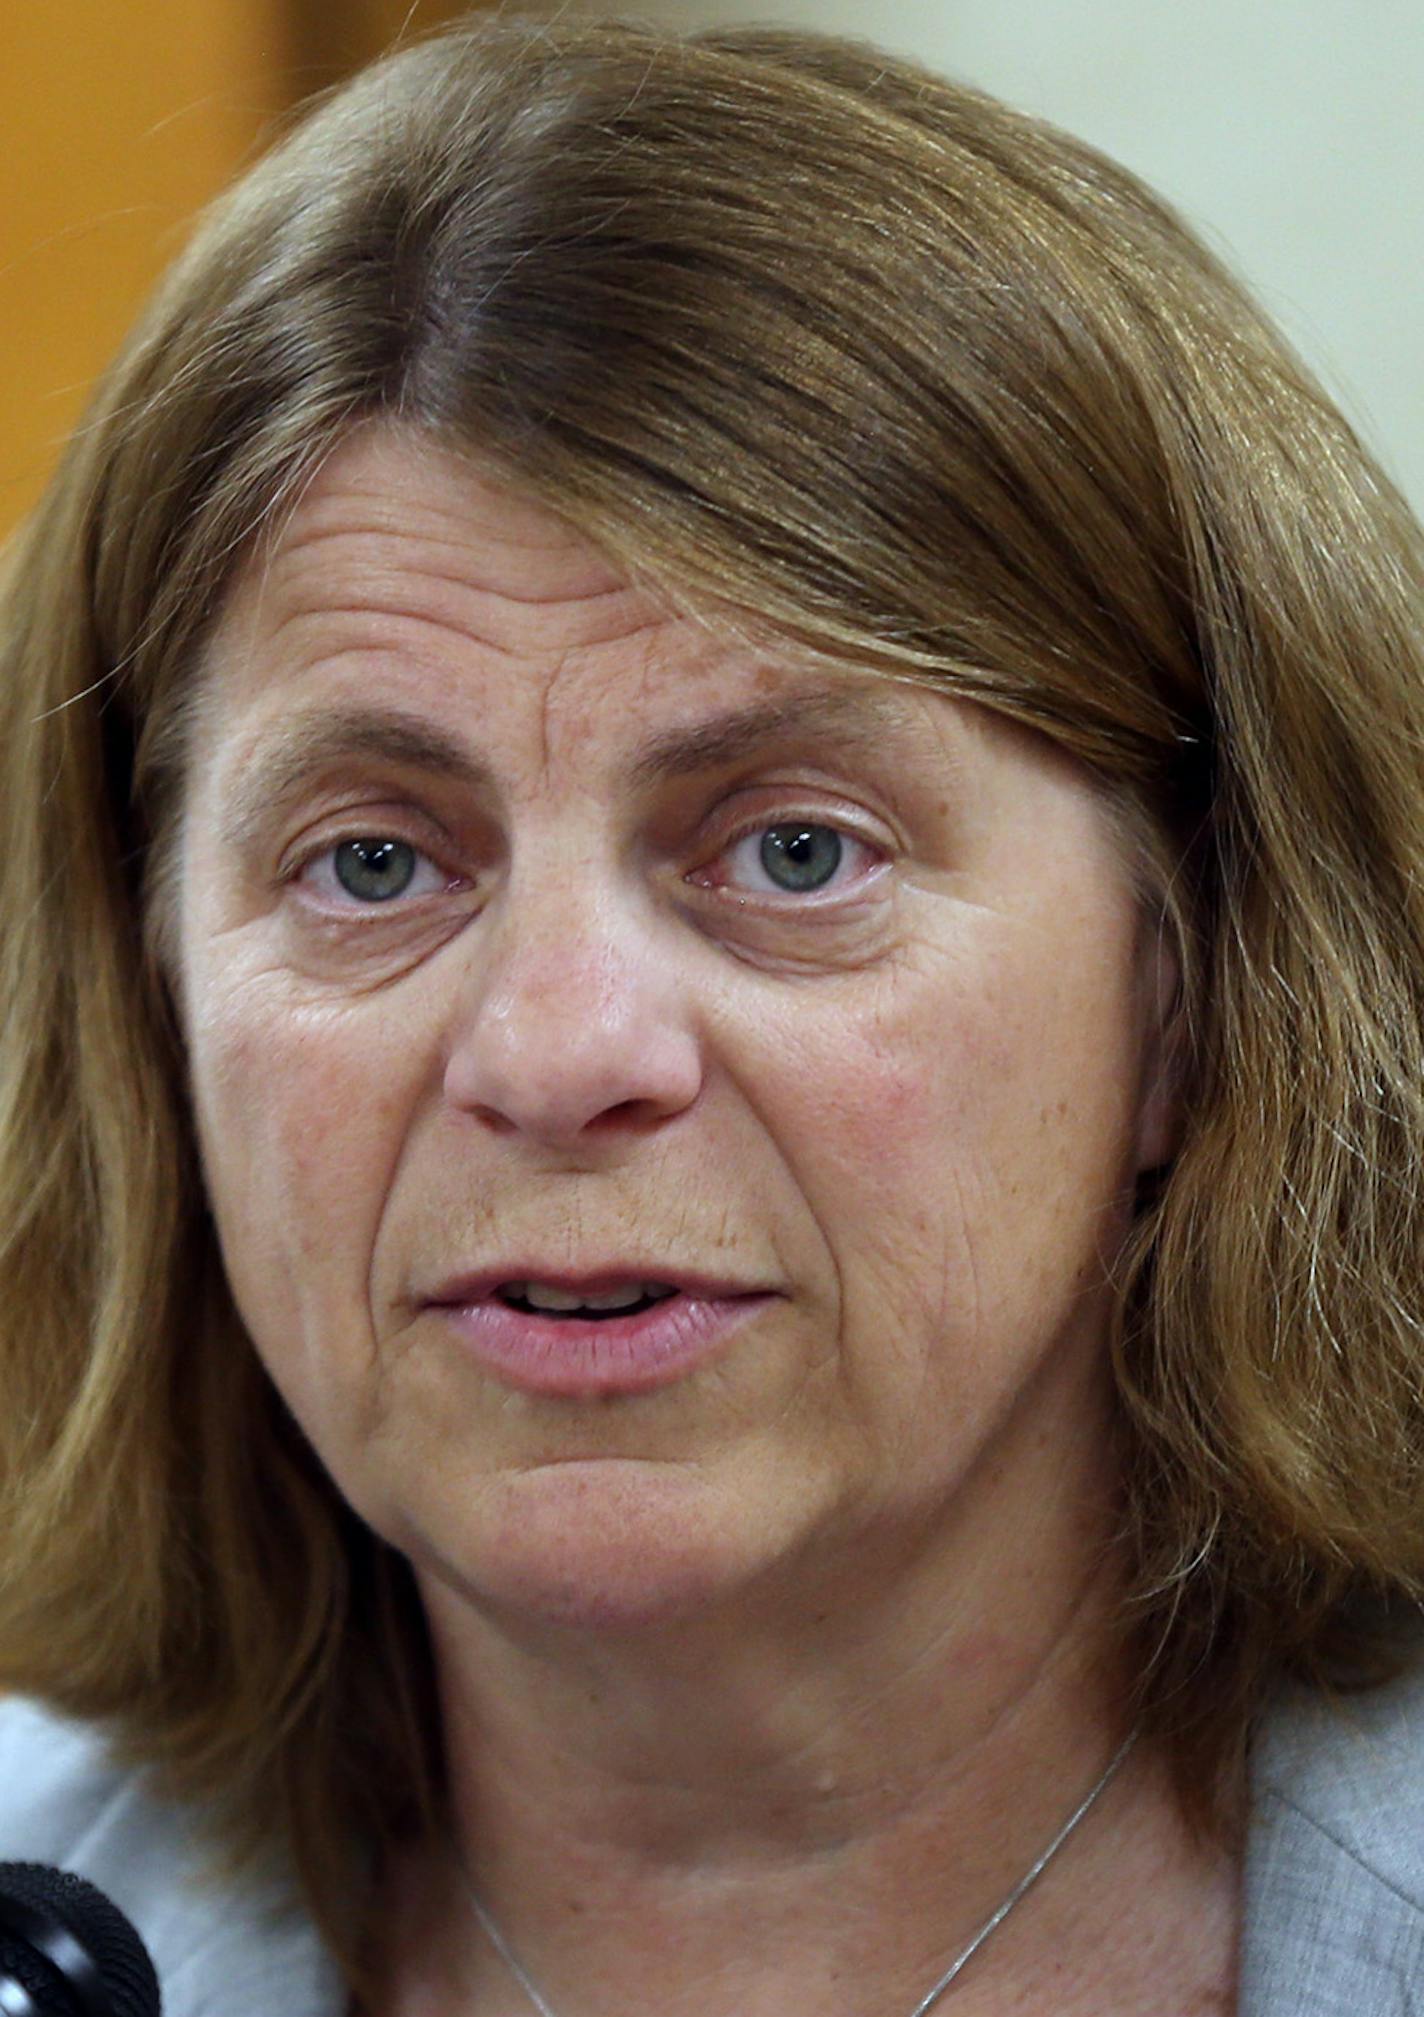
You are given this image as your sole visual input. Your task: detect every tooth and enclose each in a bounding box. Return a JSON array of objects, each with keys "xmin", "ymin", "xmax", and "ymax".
[
  {"xmin": 522, "ymin": 1284, "xmax": 587, "ymax": 1312},
  {"xmin": 579, "ymin": 1285, "xmax": 648, "ymax": 1311}
]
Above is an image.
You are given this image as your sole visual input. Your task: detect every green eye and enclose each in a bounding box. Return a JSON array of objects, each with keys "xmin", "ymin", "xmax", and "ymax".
[
  {"xmin": 759, "ymin": 825, "xmax": 844, "ymax": 891},
  {"xmin": 333, "ymin": 838, "xmax": 418, "ymax": 902}
]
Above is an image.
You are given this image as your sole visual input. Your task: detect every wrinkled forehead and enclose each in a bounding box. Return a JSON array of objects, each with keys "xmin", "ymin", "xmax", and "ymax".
[
  {"xmin": 213, "ymin": 426, "xmax": 648, "ymax": 662},
  {"xmin": 188, "ymin": 424, "xmax": 1130, "ymax": 798},
  {"xmin": 187, "ymin": 424, "xmax": 985, "ymax": 787}
]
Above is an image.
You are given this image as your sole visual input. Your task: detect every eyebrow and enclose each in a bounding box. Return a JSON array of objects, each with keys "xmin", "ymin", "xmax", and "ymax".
[
  {"xmin": 218, "ymin": 679, "xmax": 928, "ymax": 852},
  {"xmin": 220, "ymin": 710, "xmax": 496, "ymax": 856},
  {"xmin": 627, "ymin": 683, "xmax": 921, "ymax": 785}
]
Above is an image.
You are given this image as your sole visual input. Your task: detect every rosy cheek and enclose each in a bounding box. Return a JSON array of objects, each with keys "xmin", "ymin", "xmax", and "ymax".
[{"xmin": 817, "ymin": 967, "xmax": 1020, "ymax": 1157}]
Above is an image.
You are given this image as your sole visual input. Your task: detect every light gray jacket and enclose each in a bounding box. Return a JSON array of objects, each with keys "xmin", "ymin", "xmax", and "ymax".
[
  {"xmin": 1243, "ymin": 1655, "xmax": 1424, "ymax": 2010},
  {"xmin": 2, "ymin": 1659, "xmax": 1422, "ymax": 2015}
]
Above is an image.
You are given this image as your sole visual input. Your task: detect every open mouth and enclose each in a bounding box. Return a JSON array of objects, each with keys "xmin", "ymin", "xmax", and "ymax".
[
  {"xmin": 495, "ymin": 1282, "xmax": 679, "ymax": 1320},
  {"xmin": 435, "ymin": 1276, "xmax": 770, "ymax": 1397}
]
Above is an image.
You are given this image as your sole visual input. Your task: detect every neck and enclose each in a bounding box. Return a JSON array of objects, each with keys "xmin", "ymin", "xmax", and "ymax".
[
  {"xmin": 373, "ymin": 1507, "xmax": 1239, "ymax": 2015},
  {"xmin": 369, "ymin": 1359, "xmax": 1240, "ymax": 2015},
  {"xmin": 437, "ymin": 1532, "xmax": 1127, "ymax": 1872}
]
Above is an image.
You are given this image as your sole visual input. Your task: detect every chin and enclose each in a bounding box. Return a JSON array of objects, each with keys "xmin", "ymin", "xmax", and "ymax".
[{"xmin": 416, "ymin": 1456, "xmax": 783, "ymax": 1636}]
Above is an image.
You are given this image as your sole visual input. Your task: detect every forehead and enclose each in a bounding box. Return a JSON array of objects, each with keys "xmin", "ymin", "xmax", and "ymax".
[
  {"xmin": 194, "ymin": 424, "xmax": 976, "ymax": 783},
  {"xmin": 226, "ymin": 424, "xmax": 656, "ymax": 655},
  {"xmin": 210, "ymin": 426, "xmax": 804, "ymax": 713}
]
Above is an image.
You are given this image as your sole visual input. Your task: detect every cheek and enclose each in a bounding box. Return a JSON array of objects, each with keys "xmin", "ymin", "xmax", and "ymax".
[
  {"xmin": 754, "ymin": 923, "xmax": 1143, "ymax": 1392},
  {"xmin": 185, "ymin": 966, "xmax": 432, "ymax": 1383}
]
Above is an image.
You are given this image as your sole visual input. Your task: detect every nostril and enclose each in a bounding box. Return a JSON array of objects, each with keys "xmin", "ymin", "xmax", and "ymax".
[
  {"xmin": 586, "ymin": 1097, "xmax": 676, "ymax": 1133},
  {"xmin": 463, "ymin": 1097, "xmax": 669, "ymax": 1139},
  {"xmin": 469, "ymin": 1103, "xmax": 520, "ymax": 1136}
]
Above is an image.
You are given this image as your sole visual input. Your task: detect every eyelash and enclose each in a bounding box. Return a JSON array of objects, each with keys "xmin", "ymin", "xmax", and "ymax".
[
  {"xmin": 289, "ymin": 815, "xmax": 885, "ymax": 911},
  {"xmin": 293, "ymin": 837, "xmax": 458, "ymax": 908},
  {"xmin": 689, "ymin": 818, "xmax": 883, "ymax": 900}
]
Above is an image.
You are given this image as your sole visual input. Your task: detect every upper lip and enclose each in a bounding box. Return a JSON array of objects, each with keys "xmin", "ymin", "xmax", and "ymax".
[{"xmin": 425, "ymin": 1266, "xmax": 772, "ymax": 1305}]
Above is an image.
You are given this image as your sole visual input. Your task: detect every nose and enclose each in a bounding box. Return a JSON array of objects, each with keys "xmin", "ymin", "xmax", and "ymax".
[{"xmin": 441, "ymin": 881, "xmax": 704, "ymax": 1147}]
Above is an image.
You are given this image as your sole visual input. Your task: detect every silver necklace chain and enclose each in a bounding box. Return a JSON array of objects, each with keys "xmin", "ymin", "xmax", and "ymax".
[{"xmin": 454, "ymin": 1729, "xmax": 1137, "ymax": 2017}]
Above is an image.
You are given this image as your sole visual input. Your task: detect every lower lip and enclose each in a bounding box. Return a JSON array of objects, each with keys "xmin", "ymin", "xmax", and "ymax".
[{"xmin": 433, "ymin": 1292, "xmax": 775, "ymax": 1398}]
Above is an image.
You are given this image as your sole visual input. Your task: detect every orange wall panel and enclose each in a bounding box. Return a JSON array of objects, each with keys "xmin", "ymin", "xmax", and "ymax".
[
  {"xmin": 0, "ymin": 0, "xmax": 502, "ymax": 540},
  {"xmin": 1, "ymin": 0, "xmax": 286, "ymax": 534}
]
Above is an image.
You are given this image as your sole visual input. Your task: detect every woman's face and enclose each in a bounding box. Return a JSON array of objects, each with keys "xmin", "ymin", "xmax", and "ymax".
[{"xmin": 176, "ymin": 426, "xmax": 1177, "ymax": 1636}]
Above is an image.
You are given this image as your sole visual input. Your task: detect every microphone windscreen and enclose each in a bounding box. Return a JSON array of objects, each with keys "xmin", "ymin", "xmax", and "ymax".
[{"xmin": 0, "ymin": 1863, "xmax": 161, "ymax": 2017}]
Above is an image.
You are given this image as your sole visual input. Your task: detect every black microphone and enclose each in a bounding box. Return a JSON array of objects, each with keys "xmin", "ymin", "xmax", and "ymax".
[{"xmin": 0, "ymin": 1865, "xmax": 160, "ymax": 2017}]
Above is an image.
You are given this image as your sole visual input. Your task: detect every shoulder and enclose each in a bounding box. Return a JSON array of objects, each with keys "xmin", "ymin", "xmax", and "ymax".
[
  {"xmin": 0, "ymin": 1696, "xmax": 135, "ymax": 1856},
  {"xmin": 1250, "ymin": 1651, "xmax": 1424, "ymax": 1902},
  {"xmin": 0, "ymin": 1696, "xmax": 343, "ymax": 2017},
  {"xmin": 1243, "ymin": 1649, "xmax": 1424, "ymax": 2015}
]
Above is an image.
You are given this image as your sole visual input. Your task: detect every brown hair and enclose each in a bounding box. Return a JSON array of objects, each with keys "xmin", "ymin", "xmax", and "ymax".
[{"xmin": 3, "ymin": 14, "xmax": 1424, "ymax": 2001}]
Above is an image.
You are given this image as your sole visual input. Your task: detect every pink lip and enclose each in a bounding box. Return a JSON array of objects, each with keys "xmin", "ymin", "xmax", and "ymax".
[{"xmin": 426, "ymin": 1272, "xmax": 775, "ymax": 1399}]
